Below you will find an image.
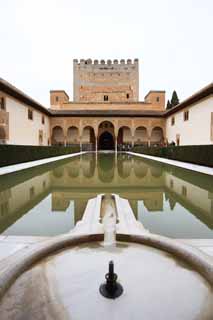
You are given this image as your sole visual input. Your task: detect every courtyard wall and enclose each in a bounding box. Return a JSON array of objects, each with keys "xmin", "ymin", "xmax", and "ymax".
[
  {"xmin": 166, "ymin": 96, "xmax": 213, "ymax": 145},
  {"xmin": 6, "ymin": 96, "xmax": 50, "ymax": 146}
]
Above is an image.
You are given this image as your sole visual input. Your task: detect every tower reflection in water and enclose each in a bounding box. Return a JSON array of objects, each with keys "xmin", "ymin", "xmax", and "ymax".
[{"xmin": 0, "ymin": 152, "xmax": 213, "ymax": 238}]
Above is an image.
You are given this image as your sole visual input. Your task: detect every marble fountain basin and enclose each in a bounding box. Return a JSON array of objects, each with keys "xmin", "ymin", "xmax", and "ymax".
[{"xmin": 0, "ymin": 233, "xmax": 212, "ymax": 320}]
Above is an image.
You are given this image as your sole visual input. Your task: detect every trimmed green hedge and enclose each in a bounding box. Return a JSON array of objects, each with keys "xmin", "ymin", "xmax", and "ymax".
[
  {"xmin": 132, "ymin": 145, "xmax": 213, "ymax": 167},
  {"xmin": 0, "ymin": 144, "xmax": 80, "ymax": 167}
]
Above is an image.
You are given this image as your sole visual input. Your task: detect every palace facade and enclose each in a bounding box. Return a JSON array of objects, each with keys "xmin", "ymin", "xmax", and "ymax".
[{"xmin": 0, "ymin": 59, "xmax": 212, "ymax": 149}]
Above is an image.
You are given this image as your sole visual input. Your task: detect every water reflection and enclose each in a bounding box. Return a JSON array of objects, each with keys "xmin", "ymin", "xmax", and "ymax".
[
  {"xmin": 98, "ymin": 153, "xmax": 115, "ymax": 182},
  {"xmin": 0, "ymin": 152, "xmax": 213, "ymax": 238}
]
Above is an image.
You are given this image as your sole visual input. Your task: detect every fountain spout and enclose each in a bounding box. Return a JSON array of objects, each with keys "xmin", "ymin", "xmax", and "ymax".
[
  {"xmin": 99, "ymin": 261, "xmax": 123, "ymax": 299},
  {"xmin": 102, "ymin": 195, "xmax": 117, "ymax": 246}
]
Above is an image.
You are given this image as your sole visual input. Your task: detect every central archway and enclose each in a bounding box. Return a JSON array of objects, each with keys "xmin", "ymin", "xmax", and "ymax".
[
  {"xmin": 98, "ymin": 121, "xmax": 115, "ymax": 150},
  {"xmin": 98, "ymin": 131, "xmax": 115, "ymax": 150}
]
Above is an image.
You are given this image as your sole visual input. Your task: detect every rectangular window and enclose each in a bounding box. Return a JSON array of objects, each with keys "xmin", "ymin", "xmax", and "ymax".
[
  {"xmin": 156, "ymin": 96, "xmax": 160, "ymax": 102},
  {"xmin": 56, "ymin": 96, "xmax": 59, "ymax": 102},
  {"xmin": 126, "ymin": 93, "xmax": 129, "ymax": 99},
  {"xmin": 104, "ymin": 95, "xmax": 108, "ymax": 101},
  {"xmin": 171, "ymin": 117, "xmax": 175, "ymax": 126},
  {"xmin": 184, "ymin": 110, "xmax": 189, "ymax": 121},
  {"xmin": 0, "ymin": 97, "xmax": 5, "ymax": 110},
  {"xmin": 42, "ymin": 115, "xmax": 45, "ymax": 124},
  {"xmin": 28, "ymin": 109, "xmax": 33, "ymax": 120}
]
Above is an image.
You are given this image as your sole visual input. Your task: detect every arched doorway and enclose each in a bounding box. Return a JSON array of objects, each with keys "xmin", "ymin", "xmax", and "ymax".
[
  {"xmin": 98, "ymin": 121, "xmax": 115, "ymax": 150},
  {"xmin": 150, "ymin": 127, "xmax": 164, "ymax": 146},
  {"xmin": 51, "ymin": 126, "xmax": 64, "ymax": 145},
  {"xmin": 67, "ymin": 126, "xmax": 79, "ymax": 146},
  {"xmin": 0, "ymin": 126, "xmax": 6, "ymax": 143},
  {"xmin": 98, "ymin": 131, "xmax": 115, "ymax": 150},
  {"xmin": 134, "ymin": 126, "xmax": 148, "ymax": 146},
  {"xmin": 82, "ymin": 126, "xmax": 95, "ymax": 151},
  {"xmin": 117, "ymin": 126, "xmax": 131, "ymax": 151}
]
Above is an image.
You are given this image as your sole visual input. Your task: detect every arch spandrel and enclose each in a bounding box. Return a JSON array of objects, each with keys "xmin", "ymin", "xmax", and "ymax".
[
  {"xmin": 97, "ymin": 119, "xmax": 116, "ymax": 129},
  {"xmin": 66, "ymin": 119, "xmax": 81, "ymax": 128},
  {"xmin": 117, "ymin": 119, "xmax": 132, "ymax": 128}
]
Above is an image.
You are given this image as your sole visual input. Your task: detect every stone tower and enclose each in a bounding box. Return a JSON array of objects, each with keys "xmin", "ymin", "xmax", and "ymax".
[{"xmin": 73, "ymin": 59, "xmax": 139, "ymax": 103}]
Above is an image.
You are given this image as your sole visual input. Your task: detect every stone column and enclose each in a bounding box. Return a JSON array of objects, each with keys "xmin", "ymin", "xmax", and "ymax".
[
  {"xmin": 115, "ymin": 136, "xmax": 118, "ymax": 153},
  {"xmin": 114, "ymin": 124, "xmax": 118, "ymax": 153},
  {"xmin": 95, "ymin": 136, "xmax": 98, "ymax": 153},
  {"xmin": 79, "ymin": 119, "xmax": 83, "ymax": 152},
  {"xmin": 95, "ymin": 136, "xmax": 98, "ymax": 161}
]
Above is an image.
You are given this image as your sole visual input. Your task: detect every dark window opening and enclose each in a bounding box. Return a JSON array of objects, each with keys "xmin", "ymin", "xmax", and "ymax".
[
  {"xmin": 184, "ymin": 110, "xmax": 189, "ymax": 121},
  {"xmin": 42, "ymin": 115, "xmax": 45, "ymax": 124},
  {"xmin": 126, "ymin": 93, "xmax": 129, "ymax": 99},
  {"xmin": 56, "ymin": 96, "xmax": 59, "ymax": 102},
  {"xmin": 28, "ymin": 109, "xmax": 33, "ymax": 120},
  {"xmin": 104, "ymin": 95, "xmax": 109, "ymax": 101},
  {"xmin": 0, "ymin": 97, "xmax": 5, "ymax": 110},
  {"xmin": 156, "ymin": 97, "xmax": 160, "ymax": 102}
]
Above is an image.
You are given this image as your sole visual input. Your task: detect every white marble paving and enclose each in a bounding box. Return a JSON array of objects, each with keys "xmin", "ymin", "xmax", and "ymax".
[
  {"xmin": 128, "ymin": 152, "xmax": 213, "ymax": 176},
  {"xmin": 0, "ymin": 151, "xmax": 85, "ymax": 176}
]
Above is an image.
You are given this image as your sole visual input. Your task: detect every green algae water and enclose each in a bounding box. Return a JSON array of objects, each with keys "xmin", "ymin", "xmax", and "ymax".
[{"xmin": 0, "ymin": 152, "xmax": 213, "ymax": 238}]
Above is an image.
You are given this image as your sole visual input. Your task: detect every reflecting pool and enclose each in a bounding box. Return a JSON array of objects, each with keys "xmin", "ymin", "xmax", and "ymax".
[{"xmin": 0, "ymin": 152, "xmax": 213, "ymax": 238}]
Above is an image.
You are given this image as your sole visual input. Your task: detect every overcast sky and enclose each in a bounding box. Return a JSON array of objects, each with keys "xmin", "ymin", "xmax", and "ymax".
[{"xmin": 0, "ymin": 0, "xmax": 212, "ymax": 107}]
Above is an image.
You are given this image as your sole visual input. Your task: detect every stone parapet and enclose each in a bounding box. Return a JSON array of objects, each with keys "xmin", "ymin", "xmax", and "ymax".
[{"xmin": 73, "ymin": 58, "xmax": 139, "ymax": 66}]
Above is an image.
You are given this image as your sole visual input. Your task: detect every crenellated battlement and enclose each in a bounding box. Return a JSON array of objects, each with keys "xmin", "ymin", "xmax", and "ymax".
[
  {"xmin": 73, "ymin": 58, "xmax": 139, "ymax": 67},
  {"xmin": 73, "ymin": 58, "xmax": 139, "ymax": 102}
]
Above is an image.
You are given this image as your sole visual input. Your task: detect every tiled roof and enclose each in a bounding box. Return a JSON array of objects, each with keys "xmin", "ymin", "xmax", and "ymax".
[
  {"xmin": 0, "ymin": 78, "xmax": 50, "ymax": 115},
  {"xmin": 165, "ymin": 83, "xmax": 213, "ymax": 116},
  {"xmin": 49, "ymin": 109, "xmax": 165, "ymax": 117}
]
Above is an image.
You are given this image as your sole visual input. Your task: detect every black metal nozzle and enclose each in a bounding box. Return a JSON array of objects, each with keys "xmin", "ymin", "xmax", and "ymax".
[{"xmin": 99, "ymin": 260, "xmax": 123, "ymax": 299}]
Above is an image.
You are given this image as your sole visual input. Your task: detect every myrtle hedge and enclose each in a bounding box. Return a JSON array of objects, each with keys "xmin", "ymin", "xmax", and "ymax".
[
  {"xmin": 132, "ymin": 145, "xmax": 213, "ymax": 167},
  {"xmin": 0, "ymin": 144, "xmax": 80, "ymax": 167}
]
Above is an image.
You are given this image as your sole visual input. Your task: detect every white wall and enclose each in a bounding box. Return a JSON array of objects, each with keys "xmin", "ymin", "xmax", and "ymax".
[
  {"xmin": 6, "ymin": 97, "xmax": 50, "ymax": 145},
  {"xmin": 166, "ymin": 96, "xmax": 213, "ymax": 145}
]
